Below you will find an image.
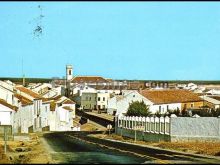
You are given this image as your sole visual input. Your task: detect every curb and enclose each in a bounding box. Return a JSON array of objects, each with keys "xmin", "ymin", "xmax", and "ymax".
[{"xmin": 104, "ymin": 138, "xmax": 220, "ymax": 161}]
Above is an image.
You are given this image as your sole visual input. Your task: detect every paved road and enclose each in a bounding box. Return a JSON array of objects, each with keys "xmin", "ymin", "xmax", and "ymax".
[
  {"xmin": 42, "ymin": 132, "xmax": 150, "ymax": 164},
  {"xmin": 41, "ymin": 132, "xmax": 220, "ymax": 164}
]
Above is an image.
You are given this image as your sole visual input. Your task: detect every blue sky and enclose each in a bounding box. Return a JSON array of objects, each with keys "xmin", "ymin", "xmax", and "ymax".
[{"xmin": 0, "ymin": 2, "xmax": 220, "ymax": 80}]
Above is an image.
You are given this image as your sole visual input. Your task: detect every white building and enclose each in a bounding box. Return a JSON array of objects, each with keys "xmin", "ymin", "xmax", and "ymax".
[
  {"xmin": 72, "ymin": 85, "xmax": 96, "ymax": 96},
  {"xmin": 49, "ymin": 96, "xmax": 75, "ymax": 131},
  {"xmin": 109, "ymin": 89, "xmax": 202, "ymax": 117},
  {"xmin": 0, "ymin": 99, "xmax": 18, "ymax": 126},
  {"xmin": 15, "ymin": 85, "xmax": 50, "ymax": 132},
  {"xmin": 0, "ymin": 80, "xmax": 16, "ymax": 105},
  {"xmin": 97, "ymin": 92, "xmax": 110, "ymax": 110},
  {"xmin": 200, "ymin": 95, "xmax": 220, "ymax": 109},
  {"xmin": 205, "ymin": 89, "xmax": 220, "ymax": 95},
  {"xmin": 107, "ymin": 91, "xmax": 153, "ymax": 117},
  {"xmin": 29, "ymin": 83, "xmax": 52, "ymax": 94}
]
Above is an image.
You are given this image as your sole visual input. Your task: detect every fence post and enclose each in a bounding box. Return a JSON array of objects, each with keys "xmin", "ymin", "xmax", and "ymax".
[
  {"xmin": 154, "ymin": 116, "xmax": 156, "ymax": 134},
  {"xmin": 4, "ymin": 127, "xmax": 7, "ymax": 154},
  {"xmin": 144, "ymin": 117, "xmax": 147, "ymax": 132}
]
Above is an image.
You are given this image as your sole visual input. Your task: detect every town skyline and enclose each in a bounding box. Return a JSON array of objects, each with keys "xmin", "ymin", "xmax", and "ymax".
[{"xmin": 1, "ymin": 2, "xmax": 220, "ymax": 80}]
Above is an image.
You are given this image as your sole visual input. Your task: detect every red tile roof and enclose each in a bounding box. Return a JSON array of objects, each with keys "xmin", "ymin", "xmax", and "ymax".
[
  {"xmin": 62, "ymin": 99, "xmax": 75, "ymax": 104},
  {"xmin": 14, "ymin": 93, "xmax": 33, "ymax": 106},
  {"xmin": 41, "ymin": 95, "xmax": 63, "ymax": 103},
  {"xmin": 140, "ymin": 89, "xmax": 203, "ymax": 104},
  {"xmin": 0, "ymin": 99, "xmax": 18, "ymax": 111},
  {"xmin": 16, "ymin": 86, "xmax": 43, "ymax": 99},
  {"xmin": 71, "ymin": 76, "xmax": 109, "ymax": 83},
  {"xmin": 62, "ymin": 106, "xmax": 74, "ymax": 111}
]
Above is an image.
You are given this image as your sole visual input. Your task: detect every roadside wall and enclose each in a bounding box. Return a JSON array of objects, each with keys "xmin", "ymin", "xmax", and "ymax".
[
  {"xmin": 170, "ymin": 117, "xmax": 220, "ymax": 142},
  {"xmin": 115, "ymin": 116, "xmax": 220, "ymax": 142}
]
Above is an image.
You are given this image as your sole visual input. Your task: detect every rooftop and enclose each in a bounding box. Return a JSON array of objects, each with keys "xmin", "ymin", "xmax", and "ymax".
[
  {"xmin": 14, "ymin": 93, "xmax": 33, "ymax": 106},
  {"xmin": 0, "ymin": 99, "xmax": 18, "ymax": 111},
  {"xmin": 72, "ymin": 76, "xmax": 110, "ymax": 83},
  {"xmin": 139, "ymin": 89, "xmax": 203, "ymax": 104},
  {"xmin": 16, "ymin": 86, "xmax": 43, "ymax": 99}
]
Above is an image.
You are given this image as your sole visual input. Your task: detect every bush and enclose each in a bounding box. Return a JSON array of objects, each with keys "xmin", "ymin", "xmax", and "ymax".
[{"xmin": 126, "ymin": 100, "xmax": 151, "ymax": 117}]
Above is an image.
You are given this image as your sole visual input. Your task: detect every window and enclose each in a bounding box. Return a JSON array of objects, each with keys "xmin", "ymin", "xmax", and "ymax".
[
  {"xmin": 98, "ymin": 97, "xmax": 100, "ymax": 101},
  {"xmin": 45, "ymin": 106, "xmax": 47, "ymax": 112},
  {"xmin": 103, "ymin": 97, "xmax": 105, "ymax": 101},
  {"xmin": 69, "ymin": 70, "xmax": 71, "ymax": 75},
  {"xmin": 89, "ymin": 97, "xmax": 91, "ymax": 101},
  {"xmin": 191, "ymin": 103, "xmax": 194, "ymax": 108},
  {"xmin": 167, "ymin": 105, "xmax": 169, "ymax": 110},
  {"xmin": 133, "ymin": 95, "xmax": 135, "ymax": 97}
]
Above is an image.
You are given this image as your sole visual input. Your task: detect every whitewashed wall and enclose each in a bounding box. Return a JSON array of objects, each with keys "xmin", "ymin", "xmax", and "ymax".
[
  {"xmin": 116, "ymin": 91, "xmax": 153, "ymax": 118},
  {"xmin": 107, "ymin": 97, "xmax": 117, "ymax": 115},
  {"xmin": 41, "ymin": 103, "xmax": 50, "ymax": 129},
  {"xmin": 0, "ymin": 104, "xmax": 14, "ymax": 125},
  {"xmin": 0, "ymin": 86, "xmax": 14, "ymax": 105},
  {"xmin": 62, "ymin": 103, "xmax": 76, "ymax": 118},
  {"xmin": 97, "ymin": 92, "xmax": 110, "ymax": 109}
]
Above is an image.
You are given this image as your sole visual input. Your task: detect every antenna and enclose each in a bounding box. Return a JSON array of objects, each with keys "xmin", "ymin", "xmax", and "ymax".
[{"xmin": 22, "ymin": 58, "xmax": 25, "ymax": 86}]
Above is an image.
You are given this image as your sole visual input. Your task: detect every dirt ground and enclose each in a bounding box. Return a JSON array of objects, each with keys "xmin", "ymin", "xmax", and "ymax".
[
  {"xmin": 90, "ymin": 133, "xmax": 220, "ymax": 157},
  {"xmin": 0, "ymin": 133, "xmax": 52, "ymax": 164},
  {"xmin": 74, "ymin": 115, "xmax": 107, "ymax": 132}
]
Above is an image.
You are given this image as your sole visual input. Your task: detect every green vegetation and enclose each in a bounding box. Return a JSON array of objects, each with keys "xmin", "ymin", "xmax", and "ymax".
[
  {"xmin": 127, "ymin": 100, "xmax": 151, "ymax": 117},
  {"xmin": 0, "ymin": 77, "xmax": 52, "ymax": 83}
]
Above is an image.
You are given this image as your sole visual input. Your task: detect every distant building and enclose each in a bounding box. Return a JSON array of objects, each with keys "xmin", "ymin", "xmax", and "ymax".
[
  {"xmin": 201, "ymin": 95, "xmax": 220, "ymax": 110},
  {"xmin": 139, "ymin": 89, "xmax": 204, "ymax": 112},
  {"xmin": 66, "ymin": 65, "xmax": 73, "ymax": 81},
  {"xmin": 81, "ymin": 92, "xmax": 97, "ymax": 110}
]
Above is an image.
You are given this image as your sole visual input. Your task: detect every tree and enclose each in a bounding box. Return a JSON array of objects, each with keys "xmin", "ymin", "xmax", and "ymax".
[
  {"xmin": 155, "ymin": 111, "xmax": 163, "ymax": 117},
  {"xmin": 126, "ymin": 100, "xmax": 151, "ymax": 117},
  {"xmin": 165, "ymin": 108, "xmax": 182, "ymax": 117},
  {"xmin": 181, "ymin": 108, "xmax": 189, "ymax": 117}
]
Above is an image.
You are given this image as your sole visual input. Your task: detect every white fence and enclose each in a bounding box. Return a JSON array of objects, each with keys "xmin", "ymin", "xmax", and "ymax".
[
  {"xmin": 117, "ymin": 116, "xmax": 170, "ymax": 135},
  {"xmin": 116, "ymin": 115, "xmax": 220, "ymax": 142}
]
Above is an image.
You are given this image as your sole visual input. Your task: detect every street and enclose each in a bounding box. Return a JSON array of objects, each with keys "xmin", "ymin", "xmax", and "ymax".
[
  {"xmin": 41, "ymin": 132, "xmax": 150, "ymax": 164},
  {"xmin": 41, "ymin": 132, "xmax": 220, "ymax": 164}
]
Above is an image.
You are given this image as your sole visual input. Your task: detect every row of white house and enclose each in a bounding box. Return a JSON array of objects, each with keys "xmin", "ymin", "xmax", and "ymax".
[
  {"xmin": 107, "ymin": 89, "xmax": 204, "ymax": 117},
  {"xmin": 69, "ymin": 82, "xmax": 206, "ymax": 118},
  {"xmin": 0, "ymin": 80, "xmax": 76, "ymax": 134}
]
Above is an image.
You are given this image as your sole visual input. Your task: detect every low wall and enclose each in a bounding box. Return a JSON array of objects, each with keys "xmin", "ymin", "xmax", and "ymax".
[
  {"xmin": 170, "ymin": 117, "xmax": 220, "ymax": 142},
  {"xmin": 116, "ymin": 116, "xmax": 220, "ymax": 142},
  {"xmin": 116, "ymin": 127, "xmax": 170, "ymax": 142}
]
